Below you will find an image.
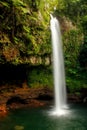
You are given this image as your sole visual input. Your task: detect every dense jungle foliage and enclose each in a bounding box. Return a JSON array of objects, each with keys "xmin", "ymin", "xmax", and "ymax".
[{"xmin": 0, "ymin": 0, "xmax": 87, "ymax": 93}]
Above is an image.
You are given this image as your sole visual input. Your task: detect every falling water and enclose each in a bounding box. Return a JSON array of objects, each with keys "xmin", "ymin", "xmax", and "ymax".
[{"xmin": 50, "ymin": 15, "xmax": 67, "ymax": 115}]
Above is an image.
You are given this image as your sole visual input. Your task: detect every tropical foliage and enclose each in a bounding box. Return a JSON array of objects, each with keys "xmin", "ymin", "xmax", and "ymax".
[{"xmin": 0, "ymin": 0, "xmax": 87, "ymax": 92}]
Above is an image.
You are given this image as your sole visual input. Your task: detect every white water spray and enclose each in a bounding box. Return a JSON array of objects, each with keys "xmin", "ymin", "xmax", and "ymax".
[{"xmin": 50, "ymin": 15, "xmax": 67, "ymax": 115}]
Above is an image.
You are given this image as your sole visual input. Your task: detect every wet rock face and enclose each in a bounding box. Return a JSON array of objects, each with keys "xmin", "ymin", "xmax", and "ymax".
[
  {"xmin": 0, "ymin": 104, "xmax": 7, "ymax": 115},
  {"xmin": 81, "ymin": 88, "xmax": 87, "ymax": 103},
  {"xmin": 68, "ymin": 94, "xmax": 81, "ymax": 103},
  {"xmin": 0, "ymin": 86, "xmax": 53, "ymax": 111}
]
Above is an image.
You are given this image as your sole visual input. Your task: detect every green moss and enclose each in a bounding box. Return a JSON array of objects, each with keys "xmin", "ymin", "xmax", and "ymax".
[{"xmin": 27, "ymin": 66, "xmax": 53, "ymax": 88}]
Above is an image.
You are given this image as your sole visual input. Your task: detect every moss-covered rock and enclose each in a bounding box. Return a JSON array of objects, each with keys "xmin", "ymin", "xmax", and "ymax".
[{"xmin": 0, "ymin": 0, "xmax": 58, "ymax": 65}]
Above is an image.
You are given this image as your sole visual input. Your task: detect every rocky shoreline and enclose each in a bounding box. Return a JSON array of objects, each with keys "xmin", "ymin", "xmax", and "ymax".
[
  {"xmin": 0, "ymin": 86, "xmax": 53, "ymax": 115},
  {"xmin": 0, "ymin": 84, "xmax": 87, "ymax": 115}
]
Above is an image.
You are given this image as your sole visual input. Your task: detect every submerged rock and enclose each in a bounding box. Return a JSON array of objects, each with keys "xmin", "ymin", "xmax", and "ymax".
[{"xmin": 14, "ymin": 125, "xmax": 24, "ymax": 130}]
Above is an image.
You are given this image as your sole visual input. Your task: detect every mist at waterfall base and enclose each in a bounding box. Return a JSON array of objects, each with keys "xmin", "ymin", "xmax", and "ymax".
[{"xmin": 50, "ymin": 15, "xmax": 68, "ymax": 116}]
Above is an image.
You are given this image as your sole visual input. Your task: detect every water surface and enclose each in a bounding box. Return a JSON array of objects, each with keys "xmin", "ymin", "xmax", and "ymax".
[{"xmin": 0, "ymin": 103, "xmax": 87, "ymax": 130}]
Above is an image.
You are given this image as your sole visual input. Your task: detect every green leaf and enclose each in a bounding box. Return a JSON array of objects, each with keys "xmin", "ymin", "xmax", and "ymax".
[
  {"xmin": 12, "ymin": 0, "xmax": 25, "ymax": 6},
  {"xmin": 20, "ymin": 7, "xmax": 29, "ymax": 14},
  {"xmin": 23, "ymin": 26, "xmax": 30, "ymax": 33},
  {"xmin": 0, "ymin": 1, "xmax": 9, "ymax": 8}
]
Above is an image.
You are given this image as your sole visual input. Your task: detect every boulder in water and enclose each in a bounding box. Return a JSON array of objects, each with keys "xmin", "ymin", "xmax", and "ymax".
[{"xmin": 14, "ymin": 125, "xmax": 24, "ymax": 130}]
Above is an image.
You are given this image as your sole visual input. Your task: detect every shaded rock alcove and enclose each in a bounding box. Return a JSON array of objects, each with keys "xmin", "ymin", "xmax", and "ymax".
[
  {"xmin": 0, "ymin": 64, "xmax": 27, "ymax": 85},
  {"xmin": 6, "ymin": 96, "xmax": 27, "ymax": 105},
  {"xmin": 6, "ymin": 96, "xmax": 27, "ymax": 109}
]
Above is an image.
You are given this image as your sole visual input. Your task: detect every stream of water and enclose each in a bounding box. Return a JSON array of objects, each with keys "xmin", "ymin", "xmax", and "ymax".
[{"xmin": 50, "ymin": 15, "xmax": 67, "ymax": 115}]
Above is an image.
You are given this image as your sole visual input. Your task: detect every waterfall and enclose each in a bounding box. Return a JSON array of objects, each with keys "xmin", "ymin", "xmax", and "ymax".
[{"xmin": 50, "ymin": 15, "xmax": 67, "ymax": 115}]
